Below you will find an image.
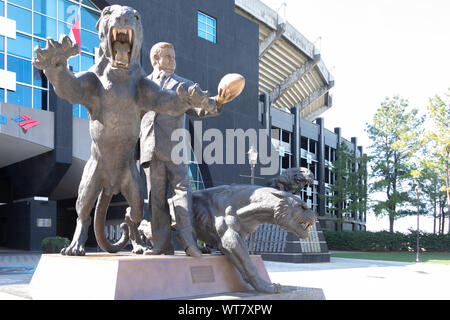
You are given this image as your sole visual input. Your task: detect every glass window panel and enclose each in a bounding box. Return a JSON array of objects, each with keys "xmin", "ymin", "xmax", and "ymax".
[
  {"xmin": 0, "ymin": 89, "xmax": 4, "ymax": 102},
  {"xmin": 198, "ymin": 30, "xmax": 206, "ymax": 39},
  {"xmin": 7, "ymin": 55, "xmax": 32, "ymax": 84},
  {"xmin": 81, "ymin": 0, "xmax": 98, "ymax": 10},
  {"xmin": 33, "ymin": 88, "xmax": 48, "ymax": 110},
  {"xmin": 8, "ymin": 33, "xmax": 32, "ymax": 59},
  {"xmin": 80, "ymin": 53, "xmax": 94, "ymax": 71},
  {"xmin": 0, "ymin": 53, "xmax": 3, "ymax": 69},
  {"xmin": 34, "ymin": 13, "xmax": 57, "ymax": 39},
  {"xmin": 0, "ymin": 1, "xmax": 4, "ymax": 17},
  {"xmin": 7, "ymin": 84, "xmax": 32, "ymax": 108},
  {"xmin": 198, "ymin": 21, "xmax": 206, "ymax": 32},
  {"xmin": 72, "ymin": 104, "xmax": 80, "ymax": 117},
  {"xmin": 80, "ymin": 29, "xmax": 98, "ymax": 54},
  {"xmin": 207, "ymin": 17, "xmax": 216, "ymax": 27},
  {"xmin": 189, "ymin": 163, "xmax": 198, "ymax": 181},
  {"xmin": 0, "ymin": 35, "xmax": 3, "ymax": 52},
  {"xmin": 68, "ymin": 55, "xmax": 79, "ymax": 72},
  {"xmin": 33, "ymin": 38, "xmax": 46, "ymax": 53},
  {"xmin": 206, "ymin": 33, "xmax": 215, "ymax": 43},
  {"xmin": 58, "ymin": 0, "xmax": 79, "ymax": 25},
  {"xmin": 33, "ymin": 0, "xmax": 57, "ymax": 18},
  {"xmin": 9, "ymin": 0, "xmax": 32, "ymax": 10},
  {"xmin": 198, "ymin": 12, "xmax": 206, "ymax": 23},
  {"xmin": 33, "ymin": 66, "xmax": 47, "ymax": 88},
  {"xmin": 80, "ymin": 105, "xmax": 89, "ymax": 119},
  {"xmin": 57, "ymin": 21, "xmax": 71, "ymax": 40},
  {"xmin": 7, "ymin": 4, "xmax": 32, "ymax": 34},
  {"xmin": 206, "ymin": 25, "xmax": 214, "ymax": 35},
  {"xmin": 81, "ymin": 6, "xmax": 99, "ymax": 33},
  {"xmin": 72, "ymin": 104, "xmax": 80, "ymax": 118}
]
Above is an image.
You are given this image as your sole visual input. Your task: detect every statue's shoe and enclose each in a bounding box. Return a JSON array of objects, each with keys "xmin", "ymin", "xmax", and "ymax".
[{"xmin": 185, "ymin": 245, "xmax": 202, "ymax": 258}]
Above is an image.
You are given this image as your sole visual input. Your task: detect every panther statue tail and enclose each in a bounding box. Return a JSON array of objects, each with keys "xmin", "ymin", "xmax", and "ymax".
[{"xmin": 93, "ymin": 191, "xmax": 130, "ymax": 253}]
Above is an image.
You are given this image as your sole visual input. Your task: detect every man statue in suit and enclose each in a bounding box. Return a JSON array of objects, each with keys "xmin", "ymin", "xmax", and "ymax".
[{"xmin": 141, "ymin": 42, "xmax": 232, "ymax": 257}]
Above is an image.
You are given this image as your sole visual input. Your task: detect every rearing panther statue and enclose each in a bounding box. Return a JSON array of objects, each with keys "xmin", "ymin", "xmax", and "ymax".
[{"xmin": 33, "ymin": 5, "xmax": 216, "ymax": 255}]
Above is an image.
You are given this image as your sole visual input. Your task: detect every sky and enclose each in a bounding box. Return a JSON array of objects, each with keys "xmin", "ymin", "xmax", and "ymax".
[{"xmin": 260, "ymin": 0, "xmax": 450, "ymax": 233}]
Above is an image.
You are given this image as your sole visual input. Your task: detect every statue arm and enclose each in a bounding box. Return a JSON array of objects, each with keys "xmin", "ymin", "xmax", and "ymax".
[
  {"xmin": 185, "ymin": 97, "xmax": 223, "ymax": 118},
  {"xmin": 138, "ymin": 78, "xmax": 218, "ymax": 116},
  {"xmin": 32, "ymin": 36, "xmax": 98, "ymax": 109}
]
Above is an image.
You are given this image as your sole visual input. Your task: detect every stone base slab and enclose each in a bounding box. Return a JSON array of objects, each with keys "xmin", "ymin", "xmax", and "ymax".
[
  {"xmin": 184, "ymin": 285, "xmax": 325, "ymax": 300},
  {"xmin": 29, "ymin": 252, "xmax": 272, "ymax": 300}
]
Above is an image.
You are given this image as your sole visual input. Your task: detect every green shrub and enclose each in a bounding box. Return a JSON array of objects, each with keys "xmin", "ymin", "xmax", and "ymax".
[
  {"xmin": 41, "ymin": 236, "xmax": 70, "ymax": 253},
  {"xmin": 323, "ymin": 230, "xmax": 450, "ymax": 252}
]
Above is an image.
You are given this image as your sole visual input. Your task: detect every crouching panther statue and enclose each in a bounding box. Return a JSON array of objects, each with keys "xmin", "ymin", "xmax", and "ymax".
[{"xmin": 139, "ymin": 185, "xmax": 316, "ymax": 293}]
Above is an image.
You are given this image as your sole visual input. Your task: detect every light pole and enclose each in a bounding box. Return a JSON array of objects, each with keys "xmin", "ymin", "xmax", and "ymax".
[
  {"xmin": 247, "ymin": 145, "xmax": 258, "ymax": 254},
  {"xmin": 415, "ymin": 185, "xmax": 421, "ymax": 263},
  {"xmin": 247, "ymin": 145, "xmax": 258, "ymax": 185}
]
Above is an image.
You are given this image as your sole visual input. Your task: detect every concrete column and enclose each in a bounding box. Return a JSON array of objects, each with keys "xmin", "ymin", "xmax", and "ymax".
[
  {"xmin": 4, "ymin": 199, "xmax": 56, "ymax": 251},
  {"xmin": 290, "ymin": 106, "xmax": 300, "ymax": 168},
  {"xmin": 316, "ymin": 117, "xmax": 325, "ymax": 217}
]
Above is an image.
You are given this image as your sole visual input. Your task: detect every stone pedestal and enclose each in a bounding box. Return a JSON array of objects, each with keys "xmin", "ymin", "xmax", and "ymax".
[{"xmin": 29, "ymin": 252, "xmax": 273, "ymax": 300}]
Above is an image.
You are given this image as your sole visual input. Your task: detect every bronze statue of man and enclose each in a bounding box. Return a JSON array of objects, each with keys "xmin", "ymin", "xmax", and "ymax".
[{"xmin": 141, "ymin": 42, "xmax": 232, "ymax": 257}]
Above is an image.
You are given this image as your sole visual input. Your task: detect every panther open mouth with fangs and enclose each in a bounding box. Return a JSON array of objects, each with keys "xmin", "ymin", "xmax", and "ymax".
[
  {"xmin": 110, "ymin": 27, "xmax": 134, "ymax": 68},
  {"xmin": 300, "ymin": 219, "xmax": 314, "ymax": 231}
]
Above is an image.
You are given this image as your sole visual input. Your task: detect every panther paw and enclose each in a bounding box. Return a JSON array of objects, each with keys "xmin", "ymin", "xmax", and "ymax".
[
  {"xmin": 33, "ymin": 35, "xmax": 80, "ymax": 70},
  {"xmin": 61, "ymin": 242, "xmax": 86, "ymax": 256}
]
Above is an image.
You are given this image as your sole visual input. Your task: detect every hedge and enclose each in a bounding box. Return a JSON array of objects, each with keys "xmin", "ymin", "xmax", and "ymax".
[
  {"xmin": 323, "ymin": 230, "xmax": 450, "ymax": 252},
  {"xmin": 41, "ymin": 236, "xmax": 70, "ymax": 253}
]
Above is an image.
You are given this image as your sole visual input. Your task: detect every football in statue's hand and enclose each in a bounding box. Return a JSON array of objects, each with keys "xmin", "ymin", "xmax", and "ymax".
[{"xmin": 217, "ymin": 73, "xmax": 245, "ymax": 103}]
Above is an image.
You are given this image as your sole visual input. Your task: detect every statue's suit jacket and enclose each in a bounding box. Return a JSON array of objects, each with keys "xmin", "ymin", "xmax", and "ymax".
[{"xmin": 140, "ymin": 72, "xmax": 221, "ymax": 166}]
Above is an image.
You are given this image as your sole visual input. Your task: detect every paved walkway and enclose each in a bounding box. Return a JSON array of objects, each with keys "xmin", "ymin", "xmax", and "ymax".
[
  {"xmin": 265, "ymin": 258, "xmax": 450, "ymax": 300},
  {"xmin": 0, "ymin": 250, "xmax": 449, "ymax": 300}
]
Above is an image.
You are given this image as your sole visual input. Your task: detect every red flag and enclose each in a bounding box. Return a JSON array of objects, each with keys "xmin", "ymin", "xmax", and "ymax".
[{"xmin": 69, "ymin": 8, "xmax": 81, "ymax": 47}]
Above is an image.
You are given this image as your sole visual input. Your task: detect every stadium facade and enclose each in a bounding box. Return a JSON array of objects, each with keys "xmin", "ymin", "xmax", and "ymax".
[{"xmin": 0, "ymin": 0, "xmax": 366, "ymax": 261}]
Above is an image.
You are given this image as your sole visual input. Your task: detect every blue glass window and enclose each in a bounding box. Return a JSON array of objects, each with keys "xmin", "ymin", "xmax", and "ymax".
[
  {"xmin": 34, "ymin": 13, "xmax": 57, "ymax": 39},
  {"xmin": 68, "ymin": 55, "xmax": 79, "ymax": 73},
  {"xmin": 73, "ymin": 104, "xmax": 79, "ymax": 117},
  {"xmin": 7, "ymin": 55, "xmax": 32, "ymax": 84},
  {"xmin": 33, "ymin": 0, "xmax": 57, "ymax": 18},
  {"xmin": 9, "ymin": 0, "xmax": 32, "ymax": 10},
  {"xmin": 8, "ymin": 33, "xmax": 32, "ymax": 59},
  {"xmin": 0, "ymin": 35, "xmax": 3, "ymax": 52},
  {"xmin": 0, "ymin": 89, "xmax": 4, "ymax": 102},
  {"xmin": 0, "ymin": 1, "xmax": 4, "ymax": 17},
  {"xmin": 8, "ymin": 84, "xmax": 32, "ymax": 108},
  {"xmin": 80, "ymin": 53, "xmax": 94, "ymax": 71},
  {"xmin": 80, "ymin": 105, "xmax": 89, "ymax": 119},
  {"xmin": 197, "ymin": 12, "xmax": 216, "ymax": 43},
  {"xmin": 8, "ymin": 4, "xmax": 32, "ymax": 34},
  {"xmin": 81, "ymin": 0, "xmax": 97, "ymax": 10},
  {"xmin": 81, "ymin": 6, "xmax": 99, "ymax": 33},
  {"xmin": 58, "ymin": 0, "xmax": 79, "ymax": 25},
  {"xmin": 0, "ymin": 53, "xmax": 4, "ymax": 69},
  {"xmin": 33, "ymin": 38, "xmax": 46, "ymax": 51},
  {"xmin": 33, "ymin": 88, "xmax": 48, "ymax": 110},
  {"xmin": 57, "ymin": 21, "xmax": 71, "ymax": 40},
  {"xmin": 33, "ymin": 66, "xmax": 47, "ymax": 88},
  {"xmin": 80, "ymin": 30, "xmax": 98, "ymax": 53}
]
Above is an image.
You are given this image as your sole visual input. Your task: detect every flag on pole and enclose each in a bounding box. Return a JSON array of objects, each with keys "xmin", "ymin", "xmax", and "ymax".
[{"xmin": 69, "ymin": 8, "xmax": 81, "ymax": 47}]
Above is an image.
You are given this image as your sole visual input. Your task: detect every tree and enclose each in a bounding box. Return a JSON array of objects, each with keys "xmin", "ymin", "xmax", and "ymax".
[
  {"xmin": 327, "ymin": 142, "xmax": 368, "ymax": 231},
  {"xmin": 366, "ymin": 96, "xmax": 425, "ymax": 232},
  {"xmin": 424, "ymin": 89, "xmax": 450, "ymax": 233}
]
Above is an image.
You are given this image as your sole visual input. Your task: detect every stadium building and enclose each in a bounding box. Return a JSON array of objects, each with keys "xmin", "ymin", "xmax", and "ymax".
[{"xmin": 0, "ymin": 0, "xmax": 366, "ymax": 262}]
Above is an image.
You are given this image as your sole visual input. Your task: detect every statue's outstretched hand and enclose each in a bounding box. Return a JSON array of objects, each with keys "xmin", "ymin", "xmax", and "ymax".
[
  {"xmin": 177, "ymin": 82, "xmax": 217, "ymax": 113},
  {"xmin": 33, "ymin": 35, "xmax": 81, "ymax": 70},
  {"xmin": 215, "ymin": 87, "xmax": 234, "ymax": 106}
]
